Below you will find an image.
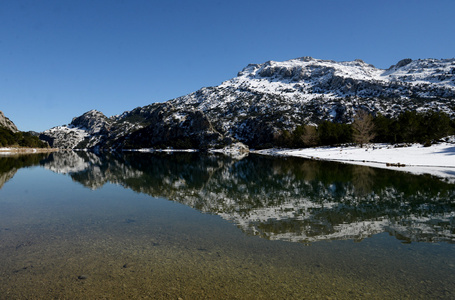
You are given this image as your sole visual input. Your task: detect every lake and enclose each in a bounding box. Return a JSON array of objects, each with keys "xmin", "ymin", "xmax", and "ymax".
[{"xmin": 0, "ymin": 151, "xmax": 454, "ymax": 299}]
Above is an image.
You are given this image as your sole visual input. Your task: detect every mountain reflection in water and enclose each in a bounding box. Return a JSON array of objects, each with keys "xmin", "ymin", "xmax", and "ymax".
[{"xmin": 1, "ymin": 151, "xmax": 454, "ymax": 244}]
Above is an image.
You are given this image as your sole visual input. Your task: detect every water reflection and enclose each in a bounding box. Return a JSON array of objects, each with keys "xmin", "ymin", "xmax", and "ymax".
[
  {"xmin": 1, "ymin": 151, "xmax": 454, "ymax": 243},
  {"xmin": 0, "ymin": 153, "xmax": 49, "ymax": 188}
]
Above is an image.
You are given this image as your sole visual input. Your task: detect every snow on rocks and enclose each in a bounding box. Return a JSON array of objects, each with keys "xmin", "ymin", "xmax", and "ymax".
[{"xmin": 41, "ymin": 125, "xmax": 89, "ymax": 149}]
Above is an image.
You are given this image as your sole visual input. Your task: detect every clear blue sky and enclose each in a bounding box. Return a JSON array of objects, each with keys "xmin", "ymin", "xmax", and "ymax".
[{"xmin": 1, "ymin": 0, "xmax": 454, "ymax": 132}]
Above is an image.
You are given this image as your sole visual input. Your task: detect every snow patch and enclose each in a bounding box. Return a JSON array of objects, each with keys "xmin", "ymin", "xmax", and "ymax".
[{"xmin": 253, "ymin": 138, "xmax": 455, "ymax": 181}]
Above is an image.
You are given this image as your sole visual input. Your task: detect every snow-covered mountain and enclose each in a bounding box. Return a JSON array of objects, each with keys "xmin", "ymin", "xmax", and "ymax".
[{"xmin": 40, "ymin": 57, "xmax": 455, "ymax": 149}]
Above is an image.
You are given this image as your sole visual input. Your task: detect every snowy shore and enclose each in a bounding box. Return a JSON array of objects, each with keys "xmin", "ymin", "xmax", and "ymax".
[
  {"xmin": 253, "ymin": 137, "xmax": 455, "ymax": 181},
  {"xmin": 0, "ymin": 147, "xmax": 58, "ymax": 155},
  {"xmin": 2, "ymin": 140, "xmax": 455, "ymax": 181}
]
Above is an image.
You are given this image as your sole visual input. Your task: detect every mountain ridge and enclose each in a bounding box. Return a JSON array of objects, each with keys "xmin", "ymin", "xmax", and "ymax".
[{"xmin": 40, "ymin": 56, "xmax": 455, "ymax": 150}]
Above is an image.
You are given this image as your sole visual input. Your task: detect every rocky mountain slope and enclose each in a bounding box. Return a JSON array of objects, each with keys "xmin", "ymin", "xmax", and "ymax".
[
  {"xmin": 0, "ymin": 111, "xmax": 19, "ymax": 133},
  {"xmin": 40, "ymin": 57, "xmax": 455, "ymax": 149}
]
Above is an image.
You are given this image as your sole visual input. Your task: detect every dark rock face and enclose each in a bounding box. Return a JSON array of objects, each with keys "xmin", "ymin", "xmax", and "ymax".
[
  {"xmin": 393, "ymin": 58, "xmax": 413, "ymax": 69},
  {"xmin": 120, "ymin": 110, "xmax": 223, "ymax": 149}
]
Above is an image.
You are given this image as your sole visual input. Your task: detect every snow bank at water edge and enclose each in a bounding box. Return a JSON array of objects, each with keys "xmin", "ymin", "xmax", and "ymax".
[
  {"xmin": 253, "ymin": 138, "xmax": 455, "ymax": 181},
  {"xmin": 0, "ymin": 148, "xmax": 58, "ymax": 155}
]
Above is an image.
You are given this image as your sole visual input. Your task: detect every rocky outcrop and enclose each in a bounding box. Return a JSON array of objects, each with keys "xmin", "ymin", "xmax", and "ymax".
[
  {"xmin": 70, "ymin": 110, "xmax": 112, "ymax": 135},
  {"xmin": 39, "ymin": 126, "xmax": 88, "ymax": 149},
  {"xmin": 40, "ymin": 110, "xmax": 114, "ymax": 149},
  {"xmin": 0, "ymin": 111, "xmax": 19, "ymax": 133}
]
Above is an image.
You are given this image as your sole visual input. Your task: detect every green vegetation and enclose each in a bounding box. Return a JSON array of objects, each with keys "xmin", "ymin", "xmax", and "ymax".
[
  {"xmin": 272, "ymin": 110, "xmax": 455, "ymax": 148},
  {"xmin": 0, "ymin": 127, "xmax": 49, "ymax": 148},
  {"xmin": 375, "ymin": 111, "xmax": 453, "ymax": 145}
]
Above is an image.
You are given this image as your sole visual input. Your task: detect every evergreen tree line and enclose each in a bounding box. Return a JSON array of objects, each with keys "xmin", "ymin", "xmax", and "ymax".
[
  {"xmin": 273, "ymin": 110, "xmax": 455, "ymax": 148},
  {"xmin": 0, "ymin": 127, "xmax": 49, "ymax": 148}
]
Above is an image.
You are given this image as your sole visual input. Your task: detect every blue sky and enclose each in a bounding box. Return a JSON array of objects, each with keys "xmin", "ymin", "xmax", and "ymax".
[{"xmin": 1, "ymin": 0, "xmax": 454, "ymax": 132}]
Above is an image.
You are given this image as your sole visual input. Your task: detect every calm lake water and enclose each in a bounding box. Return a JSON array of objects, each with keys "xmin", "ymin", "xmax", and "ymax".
[{"xmin": 0, "ymin": 151, "xmax": 454, "ymax": 299}]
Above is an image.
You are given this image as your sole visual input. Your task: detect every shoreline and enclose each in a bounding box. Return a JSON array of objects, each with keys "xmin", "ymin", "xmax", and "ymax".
[
  {"xmin": 252, "ymin": 140, "xmax": 455, "ymax": 182},
  {"xmin": 0, "ymin": 147, "xmax": 59, "ymax": 155},
  {"xmin": 2, "ymin": 141, "xmax": 455, "ymax": 181}
]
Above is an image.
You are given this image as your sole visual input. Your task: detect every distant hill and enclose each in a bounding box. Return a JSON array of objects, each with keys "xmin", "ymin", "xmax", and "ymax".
[
  {"xmin": 0, "ymin": 111, "xmax": 49, "ymax": 148},
  {"xmin": 40, "ymin": 57, "xmax": 455, "ymax": 150}
]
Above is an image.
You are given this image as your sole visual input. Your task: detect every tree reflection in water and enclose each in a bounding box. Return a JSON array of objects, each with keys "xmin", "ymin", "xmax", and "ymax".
[{"xmin": 1, "ymin": 151, "xmax": 454, "ymax": 243}]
